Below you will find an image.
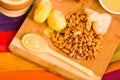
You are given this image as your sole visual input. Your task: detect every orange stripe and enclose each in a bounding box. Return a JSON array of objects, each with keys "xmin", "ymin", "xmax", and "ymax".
[
  {"xmin": 0, "ymin": 52, "xmax": 41, "ymax": 72},
  {"xmin": 105, "ymin": 61, "xmax": 120, "ymax": 73},
  {"xmin": 0, "ymin": 52, "xmax": 64, "ymax": 80},
  {"xmin": 0, "ymin": 70, "xmax": 64, "ymax": 80}
]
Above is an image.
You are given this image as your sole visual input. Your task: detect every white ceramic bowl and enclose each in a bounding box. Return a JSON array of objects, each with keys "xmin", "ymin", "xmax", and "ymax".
[
  {"xmin": 0, "ymin": 5, "xmax": 30, "ymax": 17},
  {"xmin": 99, "ymin": 0, "xmax": 120, "ymax": 14}
]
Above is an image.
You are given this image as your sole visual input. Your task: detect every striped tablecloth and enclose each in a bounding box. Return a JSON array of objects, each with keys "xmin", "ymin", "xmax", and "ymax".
[{"xmin": 0, "ymin": 11, "xmax": 120, "ymax": 80}]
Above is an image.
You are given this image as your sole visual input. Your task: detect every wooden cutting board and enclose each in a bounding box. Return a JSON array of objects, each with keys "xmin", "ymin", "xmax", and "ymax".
[{"xmin": 9, "ymin": 0, "xmax": 120, "ymax": 80}]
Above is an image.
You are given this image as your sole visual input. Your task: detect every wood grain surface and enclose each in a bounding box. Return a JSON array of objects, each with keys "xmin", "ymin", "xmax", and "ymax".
[{"xmin": 9, "ymin": 0, "xmax": 120, "ymax": 80}]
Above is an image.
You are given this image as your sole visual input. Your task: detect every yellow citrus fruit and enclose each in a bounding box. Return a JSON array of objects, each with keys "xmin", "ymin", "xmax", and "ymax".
[
  {"xmin": 47, "ymin": 10, "xmax": 66, "ymax": 31},
  {"xmin": 34, "ymin": 0, "xmax": 52, "ymax": 23}
]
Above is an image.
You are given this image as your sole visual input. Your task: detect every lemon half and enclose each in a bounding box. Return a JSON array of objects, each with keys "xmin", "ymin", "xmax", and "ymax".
[{"xmin": 47, "ymin": 10, "xmax": 66, "ymax": 31}]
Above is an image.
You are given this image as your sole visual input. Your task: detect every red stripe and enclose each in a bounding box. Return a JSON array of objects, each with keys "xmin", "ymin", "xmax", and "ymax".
[{"xmin": 0, "ymin": 31, "xmax": 17, "ymax": 52}]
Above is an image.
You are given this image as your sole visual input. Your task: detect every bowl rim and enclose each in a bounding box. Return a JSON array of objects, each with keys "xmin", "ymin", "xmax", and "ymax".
[
  {"xmin": 0, "ymin": 0, "xmax": 29, "ymax": 5},
  {"xmin": 0, "ymin": 5, "xmax": 30, "ymax": 17},
  {"xmin": 99, "ymin": 0, "xmax": 120, "ymax": 14}
]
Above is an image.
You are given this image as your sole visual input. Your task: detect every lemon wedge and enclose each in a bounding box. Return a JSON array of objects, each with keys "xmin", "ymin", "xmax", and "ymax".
[
  {"xmin": 47, "ymin": 10, "xmax": 66, "ymax": 31},
  {"xmin": 21, "ymin": 34, "xmax": 44, "ymax": 52},
  {"xmin": 33, "ymin": 0, "xmax": 52, "ymax": 23}
]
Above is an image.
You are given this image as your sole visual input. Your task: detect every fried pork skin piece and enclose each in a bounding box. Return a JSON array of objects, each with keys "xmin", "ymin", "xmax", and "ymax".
[{"xmin": 85, "ymin": 8, "xmax": 112, "ymax": 35}]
